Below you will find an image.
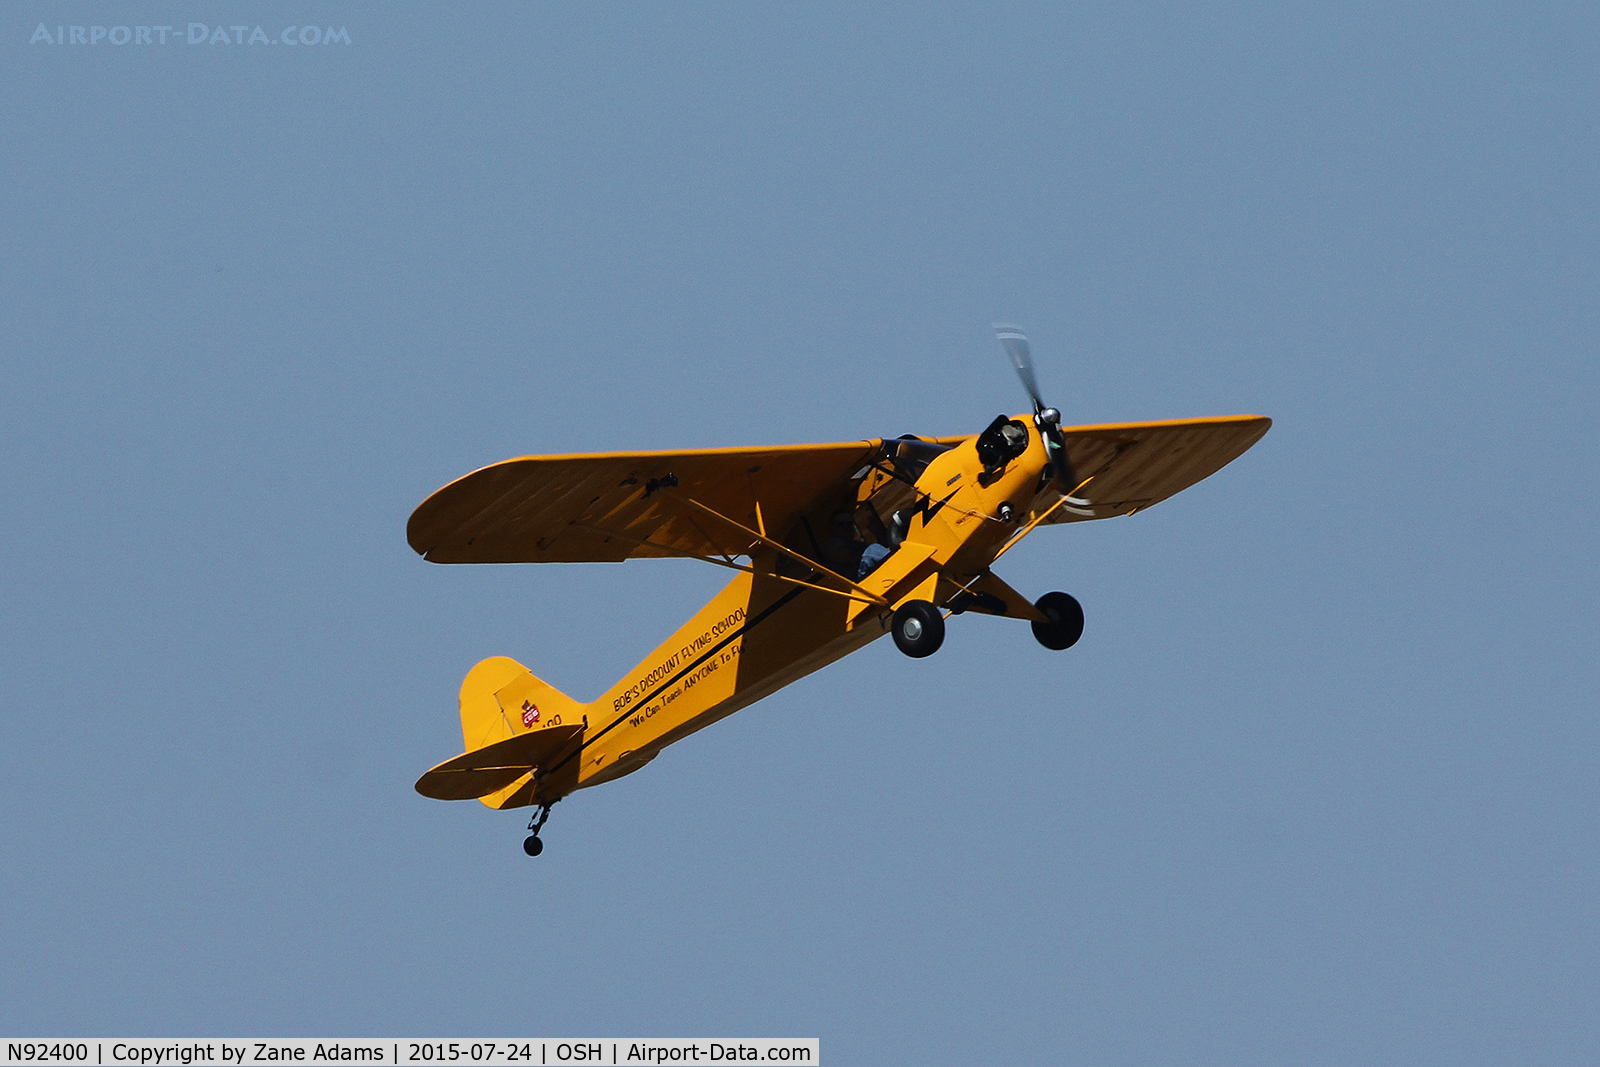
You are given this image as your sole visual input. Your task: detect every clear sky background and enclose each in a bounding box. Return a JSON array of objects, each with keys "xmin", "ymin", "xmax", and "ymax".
[{"xmin": 4, "ymin": 3, "xmax": 1597, "ymax": 1063}]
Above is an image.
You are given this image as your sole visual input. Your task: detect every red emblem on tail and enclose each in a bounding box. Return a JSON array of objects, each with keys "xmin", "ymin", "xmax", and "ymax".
[{"xmin": 522, "ymin": 700, "xmax": 540, "ymax": 727}]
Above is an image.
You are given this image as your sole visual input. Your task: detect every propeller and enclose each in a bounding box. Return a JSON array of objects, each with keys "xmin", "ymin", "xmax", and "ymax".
[{"xmin": 993, "ymin": 324, "xmax": 1089, "ymax": 506}]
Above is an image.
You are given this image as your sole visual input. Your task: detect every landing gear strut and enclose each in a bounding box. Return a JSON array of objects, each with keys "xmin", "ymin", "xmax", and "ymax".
[{"xmin": 523, "ymin": 800, "xmax": 554, "ymax": 857}]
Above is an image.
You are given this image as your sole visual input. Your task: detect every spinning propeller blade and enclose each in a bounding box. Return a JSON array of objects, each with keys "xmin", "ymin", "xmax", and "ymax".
[
  {"xmin": 992, "ymin": 324, "xmax": 1085, "ymax": 502},
  {"xmin": 993, "ymin": 323, "xmax": 1043, "ymax": 414}
]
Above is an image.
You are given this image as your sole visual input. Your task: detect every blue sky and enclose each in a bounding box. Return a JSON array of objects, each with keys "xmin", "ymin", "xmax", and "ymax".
[{"xmin": 3, "ymin": 3, "xmax": 1597, "ymax": 1063}]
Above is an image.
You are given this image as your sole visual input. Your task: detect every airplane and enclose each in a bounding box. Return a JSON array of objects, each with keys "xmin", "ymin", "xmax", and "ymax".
[{"xmin": 408, "ymin": 327, "xmax": 1270, "ymax": 856}]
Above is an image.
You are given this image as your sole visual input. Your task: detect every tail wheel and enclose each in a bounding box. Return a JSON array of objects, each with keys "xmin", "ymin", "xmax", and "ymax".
[
  {"xmin": 892, "ymin": 600, "xmax": 945, "ymax": 658},
  {"xmin": 1031, "ymin": 591, "xmax": 1084, "ymax": 650},
  {"xmin": 522, "ymin": 800, "xmax": 553, "ymax": 857}
]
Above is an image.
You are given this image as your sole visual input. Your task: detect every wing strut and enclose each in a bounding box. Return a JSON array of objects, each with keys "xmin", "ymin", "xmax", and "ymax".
[
  {"xmin": 564, "ymin": 518, "xmax": 891, "ymax": 609},
  {"xmin": 989, "ymin": 483, "xmax": 1097, "ymax": 565},
  {"xmin": 660, "ymin": 490, "xmax": 892, "ymax": 609}
]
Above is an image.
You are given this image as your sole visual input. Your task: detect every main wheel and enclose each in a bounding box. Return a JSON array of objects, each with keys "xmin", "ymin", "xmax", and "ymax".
[
  {"xmin": 523, "ymin": 835, "xmax": 545, "ymax": 857},
  {"xmin": 1031, "ymin": 591, "xmax": 1084, "ymax": 650},
  {"xmin": 892, "ymin": 600, "xmax": 945, "ymax": 658}
]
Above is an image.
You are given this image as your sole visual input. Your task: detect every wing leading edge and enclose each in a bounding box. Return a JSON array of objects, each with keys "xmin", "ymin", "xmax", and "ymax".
[
  {"xmin": 406, "ymin": 415, "xmax": 1269, "ymax": 566},
  {"xmin": 407, "ymin": 440, "xmax": 882, "ymax": 565},
  {"xmin": 1041, "ymin": 414, "xmax": 1272, "ymax": 522}
]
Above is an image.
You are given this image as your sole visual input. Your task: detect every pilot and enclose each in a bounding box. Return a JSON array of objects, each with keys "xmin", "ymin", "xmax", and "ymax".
[{"xmin": 823, "ymin": 509, "xmax": 891, "ymax": 580}]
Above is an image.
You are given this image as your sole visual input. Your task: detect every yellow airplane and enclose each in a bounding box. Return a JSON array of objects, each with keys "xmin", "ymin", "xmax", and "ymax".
[{"xmin": 409, "ymin": 327, "xmax": 1270, "ymax": 855}]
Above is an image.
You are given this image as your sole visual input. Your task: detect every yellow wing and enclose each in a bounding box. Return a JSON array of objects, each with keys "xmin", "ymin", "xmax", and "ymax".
[
  {"xmin": 408, "ymin": 440, "xmax": 883, "ymax": 564},
  {"xmin": 1044, "ymin": 414, "xmax": 1272, "ymax": 522}
]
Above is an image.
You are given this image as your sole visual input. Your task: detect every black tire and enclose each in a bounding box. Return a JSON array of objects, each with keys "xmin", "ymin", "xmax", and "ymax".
[
  {"xmin": 523, "ymin": 835, "xmax": 545, "ymax": 857},
  {"xmin": 1031, "ymin": 591, "xmax": 1084, "ymax": 650},
  {"xmin": 892, "ymin": 600, "xmax": 945, "ymax": 658}
]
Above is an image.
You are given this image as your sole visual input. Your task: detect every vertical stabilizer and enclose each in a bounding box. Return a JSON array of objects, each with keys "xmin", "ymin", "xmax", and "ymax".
[{"xmin": 459, "ymin": 656, "xmax": 588, "ymax": 752}]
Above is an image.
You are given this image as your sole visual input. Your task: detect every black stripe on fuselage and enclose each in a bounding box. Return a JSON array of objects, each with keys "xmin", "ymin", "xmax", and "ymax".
[{"xmin": 546, "ymin": 582, "xmax": 809, "ymax": 775}]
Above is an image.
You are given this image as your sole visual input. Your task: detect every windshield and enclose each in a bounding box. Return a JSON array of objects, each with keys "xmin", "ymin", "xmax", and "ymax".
[{"xmin": 876, "ymin": 435, "xmax": 952, "ymax": 483}]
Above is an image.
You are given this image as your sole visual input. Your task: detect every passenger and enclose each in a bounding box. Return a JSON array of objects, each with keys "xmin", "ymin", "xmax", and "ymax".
[{"xmin": 857, "ymin": 541, "xmax": 891, "ymax": 579}]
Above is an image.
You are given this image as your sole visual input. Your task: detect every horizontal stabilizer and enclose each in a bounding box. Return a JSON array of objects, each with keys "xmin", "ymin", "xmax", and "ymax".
[{"xmin": 415, "ymin": 723, "xmax": 584, "ymax": 801}]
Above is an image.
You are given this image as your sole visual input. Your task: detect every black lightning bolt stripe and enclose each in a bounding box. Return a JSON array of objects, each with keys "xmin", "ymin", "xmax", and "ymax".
[{"xmin": 908, "ymin": 488, "xmax": 960, "ymax": 528}]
